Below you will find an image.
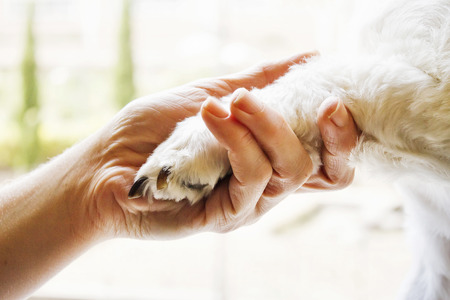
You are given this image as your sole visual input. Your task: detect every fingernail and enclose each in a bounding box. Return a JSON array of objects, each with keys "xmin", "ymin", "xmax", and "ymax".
[
  {"xmin": 328, "ymin": 98, "xmax": 348, "ymax": 128},
  {"xmin": 202, "ymin": 97, "xmax": 229, "ymax": 118},
  {"xmin": 232, "ymin": 88, "xmax": 264, "ymax": 114}
]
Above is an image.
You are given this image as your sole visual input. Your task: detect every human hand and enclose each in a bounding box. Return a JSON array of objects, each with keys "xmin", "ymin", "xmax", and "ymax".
[
  {"xmin": 197, "ymin": 90, "xmax": 359, "ymax": 230},
  {"xmin": 78, "ymin": 52, "xmax": 359, "ymax": 240}
]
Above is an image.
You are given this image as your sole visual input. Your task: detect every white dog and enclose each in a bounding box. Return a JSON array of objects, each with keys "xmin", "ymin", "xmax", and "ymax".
[{"xmin": 130, "ymin": 0, "xmax": 450, "ymax": 299}]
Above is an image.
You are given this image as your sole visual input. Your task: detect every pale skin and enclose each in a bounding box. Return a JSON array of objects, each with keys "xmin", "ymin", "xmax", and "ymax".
[{"xmin": 0, "ymin": 52, "xmax": 359, "ymax": 299}]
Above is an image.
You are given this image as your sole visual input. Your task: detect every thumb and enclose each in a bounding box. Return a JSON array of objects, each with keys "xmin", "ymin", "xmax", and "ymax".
[{"xmin": 317, "ymin": 97, "xmax": 359, "ymax": 186}]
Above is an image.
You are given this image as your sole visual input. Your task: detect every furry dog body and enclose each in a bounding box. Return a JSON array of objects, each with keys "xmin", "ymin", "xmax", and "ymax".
[{"xmin": 131, "ymin": 0, "xmax": 450, "ymax": 298}]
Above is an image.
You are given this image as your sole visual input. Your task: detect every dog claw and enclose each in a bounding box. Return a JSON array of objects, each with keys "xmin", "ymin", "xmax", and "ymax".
[
  {"xmin": 128, "ymin": 176, "xmax": 149, "ymax": 199},
  {"xmin": 183, "ymin": 182, "xmax": 208, "ymax": 191},
  {"xmin": 157, "ymin": 167, "xmax": 171, "ymax": 190}
]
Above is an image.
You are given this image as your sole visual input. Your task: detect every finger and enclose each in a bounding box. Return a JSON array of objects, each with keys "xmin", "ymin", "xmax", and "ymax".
[
  {"xmin": 221, "ymin": 51, "xmax": 318, "ymax": 92},
  {"xmin": 192, "ymin": 51, "xmax": 319, "ymax": 98},
  {"xmin": 229, "ymin": 88, "xmax": 313, "ymax": 200},
  {"xmin": 200, "ymin": 97, "xmax": 272, "ymax": 220},
  {"xmin": 314, "ymin": 97, "xmax": 359, "ymax": 189}
]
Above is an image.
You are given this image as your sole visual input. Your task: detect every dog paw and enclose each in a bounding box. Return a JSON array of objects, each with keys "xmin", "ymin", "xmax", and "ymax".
[{"xmin": 128, "ymin": 116, "xmax": 230, "ymax": 204}]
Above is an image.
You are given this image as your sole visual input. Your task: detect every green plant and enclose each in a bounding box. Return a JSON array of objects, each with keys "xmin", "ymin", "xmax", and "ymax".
[
  {"xmin": 18, "ymin": 1, "xmax": 40, "ymax": 168},
  {"xmin": 114, "ymin": 0, "xmax": 135, "ymax": 108}
]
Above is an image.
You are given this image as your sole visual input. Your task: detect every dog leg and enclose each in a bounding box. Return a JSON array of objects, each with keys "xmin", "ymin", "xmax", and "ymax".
[{"xmin": 398, "ymin": 181, "xmax": 450, "ymax": 300}]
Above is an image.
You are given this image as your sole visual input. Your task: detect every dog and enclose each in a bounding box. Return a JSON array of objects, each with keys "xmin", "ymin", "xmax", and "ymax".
[{"xmin": 129, "ymin": 0, "xmax": 450, "ymax": 298}]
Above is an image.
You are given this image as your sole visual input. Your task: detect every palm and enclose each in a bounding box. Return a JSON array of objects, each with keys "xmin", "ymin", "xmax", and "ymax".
[{"xmin": 93, "ymin": 81, "xmax": 265, "ymax": 238}]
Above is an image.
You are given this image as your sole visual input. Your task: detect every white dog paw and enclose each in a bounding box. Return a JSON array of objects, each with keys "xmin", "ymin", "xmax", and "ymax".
[{"xmin": 128, "ymin": 116, "xmax": 230, "ymax": 204}]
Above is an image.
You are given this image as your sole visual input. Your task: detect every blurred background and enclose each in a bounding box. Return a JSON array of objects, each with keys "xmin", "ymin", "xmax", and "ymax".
[{"xmin": 0, "ymin": 0, "xmax": 411, "ymax": 299}]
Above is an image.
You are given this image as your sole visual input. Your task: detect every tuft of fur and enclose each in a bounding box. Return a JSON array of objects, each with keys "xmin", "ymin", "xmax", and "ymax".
[{"xmin": 135, "ymin": 0, "xmax": 450, "ymax": 298}]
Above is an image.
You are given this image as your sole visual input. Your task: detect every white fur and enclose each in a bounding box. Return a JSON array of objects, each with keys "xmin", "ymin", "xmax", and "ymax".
[{"xmin": 136, "ymin": 0, "xmax": 450, "ymax": 298}]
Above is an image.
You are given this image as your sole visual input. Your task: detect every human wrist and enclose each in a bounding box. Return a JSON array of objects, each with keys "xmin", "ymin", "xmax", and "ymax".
[
  {"xmin": 49, "ymin": 132, "xmax": 109, "ymax": 244},
  {"xmin": 71, "ymin": 125, "xmax": 138, "ymax": 240}
]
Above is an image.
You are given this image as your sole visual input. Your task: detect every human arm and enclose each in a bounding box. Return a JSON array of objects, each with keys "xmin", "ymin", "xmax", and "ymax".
[{"xmin": 0, "ymin": 52, "xmax": 359, "ymax": 299}]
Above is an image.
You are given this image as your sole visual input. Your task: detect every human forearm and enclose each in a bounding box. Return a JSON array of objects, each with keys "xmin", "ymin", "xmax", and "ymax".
[{"xmin": 0, "ymin": 137, "xmax": 101, "ymax": 299}]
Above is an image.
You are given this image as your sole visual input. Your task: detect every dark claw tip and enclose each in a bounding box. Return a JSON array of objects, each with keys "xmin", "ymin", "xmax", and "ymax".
[
  {"xmin": 157, "ymin": 167, "xmax": 171, "ymax": 190},
  {"xmin": 128, "ymin": 176, "xmax": 149, "ymax": 199},
  {"xmin": 184, "ymin": 182, "xmax": 209, "ymax": 191}
]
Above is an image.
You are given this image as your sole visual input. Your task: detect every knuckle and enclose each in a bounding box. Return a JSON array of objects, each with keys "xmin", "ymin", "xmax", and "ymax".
[
  {"xmin": 267, "ymin": 153, "xmax": 312, "ymax": 195},
  {"xmin": 214, "ymin": 215, "xmax": 236, "ymax": 233},
  {"xmin": 268, "ymin": 116, "xmax": 288, "ymax": 138},
  {"xmin": 214, "ymin": 211, "xmax": 248, "ymax": 233},
  {"xmin": 237, "ymin": 128, "xmax": 255, "ymax": 149},
  {"xmin": 323, "ymin": 134, "xmax": 339, "ymax": 155},
  {"xmin": 262, "ymin": 107, "xmax": 284, "ymax": 127},
  {"xmin": 260, "ymin": 63, "xmax": 272, "ymax": 82},
  {"xmin": 290, "ymin": 156, "xmax": 313, "ymax": 185},
  {"xmin": 263, "ymin": 180, "xmax": 286, "ymax": 198},
  {"xmin": 330, "ymin": 180, "xmax": 347, "ymax": 190},
  {"xmin": 326, "ymin": 159, "xmax": 341, "ymax": 180},
  {"xmin": 254, "ymin": 161, "xmax": 273, "ymax": 186},
  {"xmin": 328, "ymin": 169, "xmax": 355, "ymax": 190}
]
